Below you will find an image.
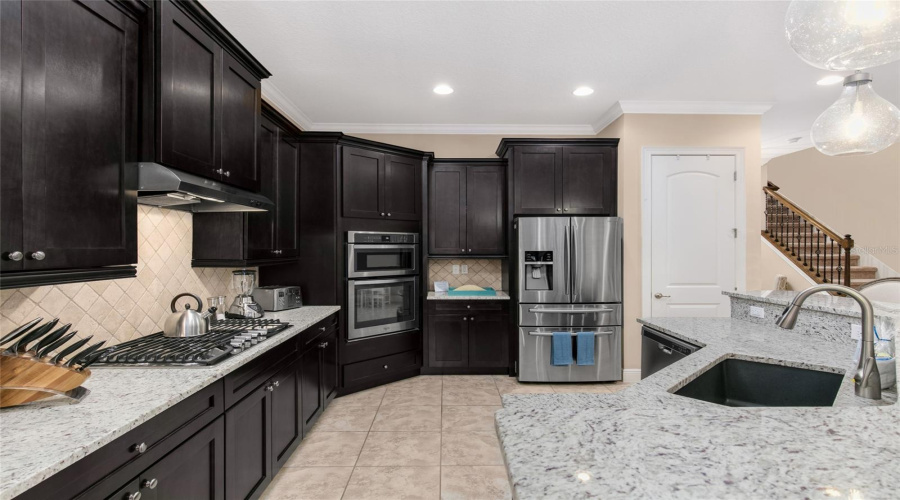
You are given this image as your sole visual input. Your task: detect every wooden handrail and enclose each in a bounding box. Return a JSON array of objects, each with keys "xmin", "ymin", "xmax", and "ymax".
[{"xmin": 764, "ymin": 187, "xmax": 853, "ymax": 249}]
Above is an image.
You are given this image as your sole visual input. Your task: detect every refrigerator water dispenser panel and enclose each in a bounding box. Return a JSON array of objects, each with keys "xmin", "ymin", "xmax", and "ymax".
[{"xmin": 524, "ymin": 251, "xmax": 553, "ymax": 290}]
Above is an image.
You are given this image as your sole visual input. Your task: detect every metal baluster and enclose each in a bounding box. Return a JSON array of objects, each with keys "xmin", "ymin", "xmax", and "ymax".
[{"xmin": 814, "ymin": 228, "xmax": 821, "ymax": 277}]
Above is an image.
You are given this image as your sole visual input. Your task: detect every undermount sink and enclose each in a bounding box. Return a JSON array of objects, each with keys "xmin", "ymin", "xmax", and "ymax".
[{"xmin": 674, "ymin": 358, "xmax": 844, "ymax": 407}]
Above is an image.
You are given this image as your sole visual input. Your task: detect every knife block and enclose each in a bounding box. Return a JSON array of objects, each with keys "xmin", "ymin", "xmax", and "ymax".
[{"xmin": 0, "ymin": 353, "xmax": 91, "ymax": 408}]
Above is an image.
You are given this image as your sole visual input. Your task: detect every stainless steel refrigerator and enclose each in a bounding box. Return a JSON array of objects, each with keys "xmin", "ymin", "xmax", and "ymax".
[{"xmin": 516, "ymin": 216, "xmax": 623, "ymax": 382}]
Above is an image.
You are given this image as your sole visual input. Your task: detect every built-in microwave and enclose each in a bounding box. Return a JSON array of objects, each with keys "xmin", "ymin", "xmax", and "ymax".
[
  {"xmin": 347, "ymin": 276, "xmax": 419, "ymax": 340},
  {"xmin": 346, "ymin": 231, "xmax": 419, "ymax": 278}
]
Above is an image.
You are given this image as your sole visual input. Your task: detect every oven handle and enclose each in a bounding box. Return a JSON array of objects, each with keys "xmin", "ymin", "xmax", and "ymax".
[
  {"xmin": 528, "ymin": 330, "xmax": 615, "ymax": 337},
  {"xmin": 527, "ymin": 307, "xmax": 614, "ymax": 314},
  {"xmin": 347, "ymin": 276, "xmax": 418, "ymax": 286},
  {"xmin": 346, "ymin": 243, "xmax": 419, "ymax": 250}
]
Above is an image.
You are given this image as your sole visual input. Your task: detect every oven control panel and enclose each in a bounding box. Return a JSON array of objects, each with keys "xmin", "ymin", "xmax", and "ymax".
[{"xmin": 347, "ymin": 231, "xmax": 419, "ymax": 244}]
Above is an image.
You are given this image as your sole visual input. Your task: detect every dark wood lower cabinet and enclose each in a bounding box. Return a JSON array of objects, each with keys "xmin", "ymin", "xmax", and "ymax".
[
  {"xmin": 22, "ymin": 314, "xmax": 339, "ymax": 500},
  {"xmin": 425, "ymin": 301, "xmax": 510, "ymax": 374}
]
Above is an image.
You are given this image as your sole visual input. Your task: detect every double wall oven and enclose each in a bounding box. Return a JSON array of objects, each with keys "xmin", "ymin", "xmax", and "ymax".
[{"xmin": 346, "ymin": 232, "xmax": 420, "ymax": 341}]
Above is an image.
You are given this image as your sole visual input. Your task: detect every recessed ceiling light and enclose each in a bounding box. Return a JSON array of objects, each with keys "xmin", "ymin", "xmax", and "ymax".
[
  {"xmin": 433, "ymin": 85, "xmax": 454, "ymax": 95},
  {"xmin": 573, "ymin": 86, "xmax": 594, "ymax": 96},
  {"xmin": 816, "ymin": 75, "xmax": 844, "ymax": 86}
]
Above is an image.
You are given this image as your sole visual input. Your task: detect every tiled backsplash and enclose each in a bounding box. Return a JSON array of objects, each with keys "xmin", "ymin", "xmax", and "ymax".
[
  {"xmin": 427, "ymin": 259, "xmax": 503, "ymax": 291},
  {"xmin": 0, "ymin": 206, "xmax": 252, "ymax": 346}
]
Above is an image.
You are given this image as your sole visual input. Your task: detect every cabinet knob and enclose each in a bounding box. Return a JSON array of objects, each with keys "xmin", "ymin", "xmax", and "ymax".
[
  {"xmin": 224, "ymin": 171, "xmax": 231, "ymax": 177},
  {"xmin": 387, "ymin": 213, "xmax": 392, "ymax": 217},
  {"xmin": 30, "ymin": 251, "xmax": 46, "ymax": 261},
  {"xmin": 7, "ymin": 251, "xmax": 23, "ymax": 262},
  {"xmin": 380, "ymin": 212, "xmax": 385, "ymax": 217},
  {"xmin": 470, "ymin": 316, "xmax": 475, "ymax": 321},
  {"xmin": 466, "ymin": 305, "xmax": 471, "ymax": 309},
  {"xmin": 383, "ymin": 364, "xmax": 389, "ymax": 370},
  {"xmin": 131, "ymin": 442, "xmax": 147, "ymax": 454},
  {"xmin": 215, "ymin": 168, "xmax": 224, "ymax": 175},
  {"xmin": 564, "ymin": 208, "xmax": 569, "ymax": 212},
  {"xmin": 141, "ymin": 478, "xmax": 158, "ymax": 490},
  {"xmin": 273, "ymin": 380, "xmax": 280, "ymax": 388},
  {"xmin": 318, "ymin": 341, "xmax": 327, "ymax": 349},
  {"xmin": 319, "ymin": 326, "xmax": 326, "ymax": 332},
  {"xmin": 461, "ymin": 249, "xmax": 465, "ymax": 252},
  {"xmin": 556, "ymin": 208, "xmax": 561, "ymax": 212},
  {"xmin": 463, "ymin": 317, "xmax": 468, "ymax": 321},
  {"xmin": 468, "ymin": 249, "xmax": 472, "ymax": 252},
  {"xmin": 124, "ymin": 492, "xmax": 141, "ymax": 500},
  {"xmin": 266, "ymin": 384, "xmax": 275, "ymax": 392}
]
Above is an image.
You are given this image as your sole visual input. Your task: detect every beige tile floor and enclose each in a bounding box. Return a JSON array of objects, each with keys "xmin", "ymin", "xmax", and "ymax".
[{"xmin": 261, "ymin": 375, "xmax": 631, "ymax": 500}]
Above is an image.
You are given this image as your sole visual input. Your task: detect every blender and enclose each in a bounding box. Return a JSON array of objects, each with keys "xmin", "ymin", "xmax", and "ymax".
[{"xmin": 228, "ymin": 269, "xmax": 264, "ymax": 319}]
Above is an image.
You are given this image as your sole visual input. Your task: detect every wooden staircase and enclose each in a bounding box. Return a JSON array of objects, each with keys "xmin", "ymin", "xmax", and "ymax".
[{"xmin": 763, "ymin": 183, "xmax": 876, "ymax": 289}]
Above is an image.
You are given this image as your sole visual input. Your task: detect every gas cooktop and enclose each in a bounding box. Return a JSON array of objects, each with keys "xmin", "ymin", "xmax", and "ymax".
[{"xmin": 93, "ymin": 318, "xmax": 291, "ymax": 366}]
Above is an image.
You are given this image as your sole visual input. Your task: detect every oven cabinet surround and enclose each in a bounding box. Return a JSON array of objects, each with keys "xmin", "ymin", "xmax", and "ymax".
[
  {"xmin": 424, "ymin": 300, "xmax": 510, "ymax": 374},
  {"xmin": 0, "ymin": 0, "xmax": 150, "ymax": 288},
  {"xmin": 260, "ymin": 133, "xmax": 432, "ymax": 395},
  {"xmin": 17, "ymin": 312, "xmax": 339, "ymax": 500},
  {"xmin": 496, "ymin": 138, "xmax": 619, "ymax": 216},
  {"xmin": 191, "ymin": 103, "xmax": 301, "ymax": 267},
  {"xmin": 157, "ymin": 0, "xmax": 270, "ymax": 192},
  {"xmin": 428, "ymin": 160, "xmax": 507, "ymax": 256}
]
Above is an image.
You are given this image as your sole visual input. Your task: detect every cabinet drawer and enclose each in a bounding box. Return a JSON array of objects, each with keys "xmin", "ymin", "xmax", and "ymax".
[
  {"xmin": 223, "ymin": 337, "xmax": 298, "ymax": 408},
  {"xmin": 343, "ymin": 351, "xmax": 419, "ymax": 386},
  {"xmin": 298, "ymin": 313, "xmax": 338, "ymax": 350},
  {"xmin": 429, "ymin": 300, "xmax": 508, "ymax": 313},
  {"xmin": 23, "ymin": 381, "xmax": 224, "ymax": 500}
]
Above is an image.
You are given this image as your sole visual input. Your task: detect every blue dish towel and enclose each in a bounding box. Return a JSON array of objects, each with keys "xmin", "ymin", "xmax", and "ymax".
[
  {"xmin": 551, "ymin": 332, "xmax": 573, "ymax": 366},
  {"xmin": 576, "ymin": 331, "xmax": 595, "ymax": 366}
]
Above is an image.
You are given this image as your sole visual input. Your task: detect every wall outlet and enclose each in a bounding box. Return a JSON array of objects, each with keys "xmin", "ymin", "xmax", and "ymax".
[
  {"xmin": 461, "ymin": 265, "xmax": 468, "ymax": 275},
  {"xmin": 749, "ymin": 306, "xmax": 765, "ymax": 319},
  {"xmin": 851, "ymin": 323, "xmax": 862, "ymax": 340},
  {"xmin": 452, "ymin": 265, "xmax": 460, "ymax": 275}
]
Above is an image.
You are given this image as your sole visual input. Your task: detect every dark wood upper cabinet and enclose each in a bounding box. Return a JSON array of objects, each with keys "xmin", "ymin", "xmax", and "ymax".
[
  {"xmin": 192, "ymin": 104, "xmax": 300, "ymax": 267},
  {"xmin": 1, "ymin": 0, "xmax": 146, "ymax": 286},
  {"xmin": 498, "ymin": 139, "xmax": 619, "ymax": 216},
  {"xmin": 157, "ymin": 0, "xmax": 269, "ymax": 192},
  {"xmin": 429, "ymin": 161, "xmax": 506, "ymax": 256},
  {"xmin": 384, "ymin": 154, "xmax": 421, "ymax": 220},
  {"xmin": 342, "ymin": 145, "xmax": 423, "ymax": 221}
]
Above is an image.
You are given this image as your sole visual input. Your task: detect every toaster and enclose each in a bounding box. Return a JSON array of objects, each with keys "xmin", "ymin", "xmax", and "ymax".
[{"xmin": 252, "ymin": 286, "xmax": 302, "ymax": 311}]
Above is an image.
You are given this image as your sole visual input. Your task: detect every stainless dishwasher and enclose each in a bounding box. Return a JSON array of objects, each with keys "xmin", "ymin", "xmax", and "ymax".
[{"xmin": 641, "ymin": 326, "xmax": 700, "ymax": 379}]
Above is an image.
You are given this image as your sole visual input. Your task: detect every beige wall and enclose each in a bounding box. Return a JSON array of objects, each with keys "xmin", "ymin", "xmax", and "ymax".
[
  {"xmin": 759, "ymin": 236, "xmax": 816, "ymax": 291},
  {"xmin": 765, "ymin": 143, "xmax": 900, "ymax": 272},
  {"xmin": 364, "ymin": 114, "xmax": 763, "ymax": 373},
  {"xmin": 0, "ymin": 207, "xmax": 248, "ymax": 347}
]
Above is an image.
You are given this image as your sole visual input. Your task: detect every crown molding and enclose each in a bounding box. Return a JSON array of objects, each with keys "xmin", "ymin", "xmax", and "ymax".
[
  {"xmin": 261, "ymin": 81, "xmax": 313, "ymax": 130},
  {"xmin": 617, "ymin": 100, "xmax": 774, "ymax": 115},
  {"xmin": 591, "ymin": 102, "xmax": 624, "ymax": 134},
  {"xmin": 308, "ymin": 122, "xmax": 597, "ymax": 135}
]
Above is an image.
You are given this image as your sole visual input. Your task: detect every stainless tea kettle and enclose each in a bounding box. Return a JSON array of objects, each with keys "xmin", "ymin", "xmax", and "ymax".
[{"xmin": 164, "ymin": 293, "xmax": 211, "ymax": 338}]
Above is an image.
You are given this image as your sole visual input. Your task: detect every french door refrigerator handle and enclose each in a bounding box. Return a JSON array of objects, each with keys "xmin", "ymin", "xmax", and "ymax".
[
  {"xmin": 527, "ymin": 307, "xmax": 614, "ymax": 313},
  {"xmin": 564, "ymin": 224, "xmax": 570, "ymax": 297},
  {"xmin": 570, "ymin": 221, "xmax": 577, "ymax": 300},
  {"xmin": 528, "ymin": 330, "xmax": 614, "ymax": 337}
]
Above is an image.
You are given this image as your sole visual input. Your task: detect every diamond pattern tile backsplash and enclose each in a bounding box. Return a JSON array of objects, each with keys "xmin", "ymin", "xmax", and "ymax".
[
  {"xmin": 427, "ymin": 259, "xmax": 503, "ymax": 291},
  {"xmin": 0, "ymin": 206, "xmax": 255, "ymax": 346}
]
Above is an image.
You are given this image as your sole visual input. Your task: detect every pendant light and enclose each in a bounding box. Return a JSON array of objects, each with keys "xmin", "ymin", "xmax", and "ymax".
[
  {"xmin": 785, "ymin": 0, "xmax": 900, "ymax": 70},
  {"xmin": 811, "ymin": 72, "xmax": 900, "ymax": 156}
]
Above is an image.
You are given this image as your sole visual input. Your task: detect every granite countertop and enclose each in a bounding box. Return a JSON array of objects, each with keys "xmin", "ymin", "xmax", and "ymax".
[
  {"xmin": 496, "ymin": 316, "xmax": 900, "ymax": 499},
  {"xmin": 0, "ymin": 306, "xmax": 340, "ymax": 500},
  {"xmin": 427, "ymin": 291, "xmax": 510, "ymax": 300},
  {"xmin": 726, "ymin": 289, "xmax": 900, "ymax": 318}
]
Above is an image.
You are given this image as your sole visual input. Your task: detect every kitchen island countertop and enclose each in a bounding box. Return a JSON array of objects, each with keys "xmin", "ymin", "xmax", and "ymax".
[
  {"xmin": 497, "ymin": 316, "xmax": 899, "ymax": 499},
  {"xmin": 0, "ymin": 306, "xmax": 340, "ymax": 500}
]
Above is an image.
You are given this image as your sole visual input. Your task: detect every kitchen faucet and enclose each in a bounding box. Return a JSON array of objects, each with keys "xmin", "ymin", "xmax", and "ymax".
[{"xmin": 774, "ymin": 284, "xmax": 882, "ymax": 400}]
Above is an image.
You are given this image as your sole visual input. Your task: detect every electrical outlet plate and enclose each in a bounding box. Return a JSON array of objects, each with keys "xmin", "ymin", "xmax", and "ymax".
[
  {"xmin": 749, "ymin": 306, "xmax": 765, "ymax": 319},
  {"xmin": 452, "ymin": 265, "xmax": 460, "ymax": 275},
  {"xmin": 461, "ymin": 265, "xmax": 468, "ymax": 274}
]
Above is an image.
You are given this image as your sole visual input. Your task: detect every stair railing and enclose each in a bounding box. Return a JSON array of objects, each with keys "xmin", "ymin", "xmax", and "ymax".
[{"xmin": 763, "ymin": 186, "xmax": 854, "ymax": 287}]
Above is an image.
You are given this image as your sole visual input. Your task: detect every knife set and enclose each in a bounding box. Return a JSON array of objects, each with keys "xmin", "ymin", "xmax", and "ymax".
[{"xmin": 0, "ymin": 317, "xmax": 104, "ymax": 408}]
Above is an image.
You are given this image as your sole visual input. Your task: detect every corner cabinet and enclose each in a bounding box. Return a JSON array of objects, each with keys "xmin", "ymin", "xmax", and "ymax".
[
  {"xmin": 496, "ymin": 139, "xmax": 619, "ymax": 216},
  {"xmin": 425, "ymin": 300, "xmax": 510, "ymax": 373},
  {"xmin": 191, "ymin": 103, "xmax": 301, "ymax": 267},
  {"xmin": 342, "ymin": 146, "xmax": 423, "ymax": 221},
  {"xmin": 0, "ymin": 0, "xmax": 150, "ymax": 288},
  {"xmin": 429, "ymin": 160, "xmax": 506, "ymax": 256},
  {"xmin": 157, "ymin": 0, "xmax": 269, "ymax": 192}
]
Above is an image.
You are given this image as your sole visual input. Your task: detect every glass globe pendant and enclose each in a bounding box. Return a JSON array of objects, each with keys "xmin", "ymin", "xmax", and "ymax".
[
  {"xmin": 785, "ymin": 0, "xmax": 900, "ymax": 70},
  {"xmin": 811, "ymin": 72, "xmax": 900, "ymax": 156}
]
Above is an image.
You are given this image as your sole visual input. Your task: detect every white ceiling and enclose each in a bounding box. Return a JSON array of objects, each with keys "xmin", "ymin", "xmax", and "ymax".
[{"xmin": 201, "ymin": 0, "xmax": 900, "ymax": 161}]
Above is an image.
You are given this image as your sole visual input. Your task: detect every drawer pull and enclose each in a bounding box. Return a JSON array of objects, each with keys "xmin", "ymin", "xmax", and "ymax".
[
  {"xmin": 7, "ymin": 251, "xmax": 23, "ymax": 261},
  {"xmin": 141, "ymin": 478, "xmax": 158, "ymax": 490},
  {"xmin": 383, "ymin": 364, "xmax": 388, "ymax": 370},
  {"xmin": 528, "ymin": 330, "xmax": 614, "ymax": 337},
  {"xmin": 124, "ymin": 492, "xmax": 141, "ymax": 500},
  {"xmin": 131, "ymin": 442, "xmax": 147, "ymax": 454},
  {"xmin": 527, "ymin": 307, "xmax": 613, "ymax": 314}
]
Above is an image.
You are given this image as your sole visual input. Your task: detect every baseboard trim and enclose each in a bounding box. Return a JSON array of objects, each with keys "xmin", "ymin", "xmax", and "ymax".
[{"xmin": 623, "ymin": 368, "xmax": 641, "ymax": 383}]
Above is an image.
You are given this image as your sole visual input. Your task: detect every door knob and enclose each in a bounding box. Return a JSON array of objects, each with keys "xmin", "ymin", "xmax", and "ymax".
[
  {"xmin": 30, "ymin": 251, "xmax": 46, "ymax": 261},
  {"xmin": 654, "ymin": 293, "xmax": 671, "ymax": 299},
  {"xmin": 7, "ymin": 251, "xmax": 23, "ymax": 261}
]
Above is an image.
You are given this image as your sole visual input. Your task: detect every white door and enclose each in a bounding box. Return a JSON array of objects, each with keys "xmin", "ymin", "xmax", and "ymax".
[{"xmin": 650, "ymin": 155, "xmax": 736, "ymax": 317}]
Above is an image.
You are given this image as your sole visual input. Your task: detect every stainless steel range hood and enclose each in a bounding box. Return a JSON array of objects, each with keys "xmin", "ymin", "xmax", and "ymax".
[{"xmin": 137, "ymin": 163, "xmax": 273, "ymax": 212}]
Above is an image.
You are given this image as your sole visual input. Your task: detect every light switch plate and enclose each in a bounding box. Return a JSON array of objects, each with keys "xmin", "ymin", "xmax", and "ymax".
[
  {"xmin": 851, "ymin": 323, "xmax": 862, "ymax": 340},
  {"xmin": 452, "ymin": 265, "xmax": 460, "ymax": 275},
  {"xmin": 749, "ymin": 306, "xmax": 765, "ymax": 319},
  {"xmin": 461, "ymin": 265, "xmax": 468, "ymax": 275}
]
